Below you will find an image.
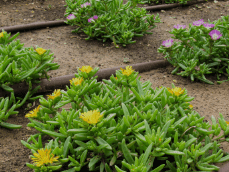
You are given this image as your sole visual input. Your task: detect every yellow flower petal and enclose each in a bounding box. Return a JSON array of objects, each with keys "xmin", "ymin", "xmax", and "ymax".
[
  {"xmin": 80, "ymin": 110, "xmax": 103, "ymax": 124},
  {"xmin": 79, "ymin": 66, "xmax": 93, "ymax": 73},
  {"xmin": 120, "ymin": 66, "xmax": 134, "ymax": 76},
  {"xmin": 36, "ymin": 48, "xmax": 46, "ymax": 55},
  {"xmin": 32, "ymin": 148, "xmax": 59, "ymax": 167},
  {"xmin": 25, "ymin": 105, "xmax": 40, "ymax": 118},
  {"xmin": 0, "ymin": 32, "xmax": 5, "ymax": 38},
  {"xmin": 167, "ymin": 87, "xmax": 184, "ymax": 96},
  {"xmin": 47, "ymin": 89, "xmax": 61, "ymax": 100},
  {"xmin": 226, "ymin": 121, "xmax": 229, "ymax": 126},
  {"xmin": 69, "ymin": 77, "xmax": 83, "ymax": 86}
]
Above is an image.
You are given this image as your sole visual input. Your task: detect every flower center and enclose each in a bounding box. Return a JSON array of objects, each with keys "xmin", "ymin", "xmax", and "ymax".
[{"xmin": 212, "ymin": 34, "xmax": 218, "ymax": 40}]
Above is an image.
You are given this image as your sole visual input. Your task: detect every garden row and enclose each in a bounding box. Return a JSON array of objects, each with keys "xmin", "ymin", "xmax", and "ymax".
[{"xmin": 1, "ymin": 0, "xmax": 229, "ymax": 171}]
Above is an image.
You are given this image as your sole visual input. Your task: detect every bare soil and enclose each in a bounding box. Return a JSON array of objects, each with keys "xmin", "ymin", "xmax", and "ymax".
[{"xmin": 1, "ymin": 0, "xmax": 229, "ymax": 171}]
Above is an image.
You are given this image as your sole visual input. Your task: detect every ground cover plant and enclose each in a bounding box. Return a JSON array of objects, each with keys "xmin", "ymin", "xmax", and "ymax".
[
  {"xmin": 1, "ymin": 0, "xmax": 229, "ymax": 171},
  {"xmin": 0, "ymin": 31, "xmax": 59, "ymax": 129},
  {"xmin": 158, "ymin": 15, "xmax": 229, "ymax": 84},
  {"xmin": 65, "ymin": 0, "xmax": 161, "ymax": 47},
  {"xmin": 136, "ymin": 0, "xmax": 192, "ymax": 5},
  {"xmin": 21, "ymin": 66, "xmax": 229, "ymax": 171}
]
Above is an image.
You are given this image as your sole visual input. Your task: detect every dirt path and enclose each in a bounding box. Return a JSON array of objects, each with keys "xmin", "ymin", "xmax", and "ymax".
[{"xmin": 1, "ymin": 0, "xmax": 229, "ymax": 171}]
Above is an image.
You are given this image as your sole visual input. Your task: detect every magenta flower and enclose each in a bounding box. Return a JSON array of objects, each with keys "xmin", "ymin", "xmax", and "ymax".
[
  {"xmin": 162, "ymin": 39, "xmax": 174, "ymax": 47},
  {"xmin": 93, "ymin": 15, "xmax": 98, "ymax": 20},
  {"xmin": 203, "ymin": 23, "xmax": 215, "ymax": 29},
  {"xmin": 174, "ymin": 24, "xmax": 186, "ymax": 29},
  {"xmin": 81, "ymin": 2, "xmax": 91, "ymax": 8},
  {"xmin": 67, "ymin": 14, "xmax": 76, "ymax": 20},
  {"xmin": 209, "ymin": 30, "xmax": 222, "ymax": 40},
  {"xmin": 193, "ymin": 19, "xmax": 204, "ymax": 26},
  {"xmin": 88, "ymin": 15, "xmax": 98, "ymax": 23},
  {"xmin": 88, "ymin": 18, "xmax": 93, "ymax": 23}
]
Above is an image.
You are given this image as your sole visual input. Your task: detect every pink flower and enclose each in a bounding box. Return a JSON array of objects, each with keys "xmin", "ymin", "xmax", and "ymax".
[
  {"xmin": 193, "ymin": 19, "xmax": 204, "ymax": 26},
  {"xmin": 67, "ymin": 14, "xmax": 76, "ymax": 20},
  {"xmin": 162, "ymin": 39, "xmax": 174, "ymax": 47},
  {"xmin": 88, "ymin": 15, "xmax": 98, "ymax": 23},
  {"xmin": 81, "ymin": 2, "xmax": 91, "ymax": 8},
  {"xmin": 93, "ymin": 15, "xmax": 98, "ymax": 20},
  {"xmin": 174, "ymin": 24, "xmax": 186, "ymax": 29},
  {"xmin": 203, "ymin": 23, "xmax": 215, "ymax": 29},
  {"xmin": 88, "ymin": 18, "xmax": 93, "ymax": 23},
  {"xmin": 209, "ymin": 30, "xmax": 222, "ymax": 40}
]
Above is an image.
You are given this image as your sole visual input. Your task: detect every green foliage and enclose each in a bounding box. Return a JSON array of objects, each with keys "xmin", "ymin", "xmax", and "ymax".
[
  {"xmin": 65, "ymin": 0, "xmax": 161, "ymax": 47},
  {"xmin": 23, "ymin": 66, "xmax": 229, "ymax": 171},
  {"xmin": 0, "ymin": 31, "xmax": 59, "ymax": 129},
  {"xmin": 0, "ymin": 31, "xmax": 59, "ymax": 86},
  {"xmin": 134, "ymin": 0, "xmax": 192, "ymax": 5},
  {"xmin": 158, "ymin": 15, "xmax": 229, "ymax": 84}
]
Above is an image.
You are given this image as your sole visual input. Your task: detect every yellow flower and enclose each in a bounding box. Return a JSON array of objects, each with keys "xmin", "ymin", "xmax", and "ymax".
[
  {"xmin": 120, "ymin": 66, "xmax": 134, "ymax": 76},
  {"xmin": 25, "ymin": 105, "xmax": 40, "ymax": 118},
  {"xmin": 36, "ymin": 48, "xmax": 46, "ymax": 55},
  {"xmin": 167, "ymin": 87, "xmax": 185, "ymax": 96},
  {"xmin": 80, "ymin": 110, "xmax": 103, "ymax": 124},
  {"xmin": 31, "ymin": 148, "xmax": 59, "ymax": 167},
  {"xmin": 79, "ymin": 66, "xmax": 93, "ymax": 73},
  {"xmin": 159, "ymin": 138, "xmax": 162, "ymax": 142},
  {"xmin": 115, "ymin": 77, "xmax": 118, "ymax": 80},
  {"xmin": 226, "ymin": 121, "xmax": 229, "ymax": 126},
  {"xmin": 70, "ymin": 77, "xmax": 83, "ymax": 86},
  {"xmin": 0, "ymin": 32, "xmax": 5, "ymax": 38},
  {"xmin": 47, "ymin": 89, "xmax": 61, "ymax": 99},
  {"xmin": 189, "ymin": 104, "xmax": 193, "ymax": 109}
]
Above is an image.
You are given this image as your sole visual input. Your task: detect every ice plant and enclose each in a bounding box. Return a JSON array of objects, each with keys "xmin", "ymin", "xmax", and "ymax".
[
  {"xmin": 70, "ymin": 77, "xmax": 83, "ymax": 86},
  {"xmin": 189, "ymin": 104, "xmax": 193, "ymax": 109},
  {"xmin": 209, "ymin": 30, "xmax": 222, "ymax": 40},
  {"xmin": 67, "ymin": 14, "xmax": 76, "ymax": 20},
  {"xmin": 193, "ymin": 19, "xmax": 204, "ymax": 26},
  {"xmin": 162, "ymin": 39, "xmax": 174, "ymax": 47},
  {"xmin": 88, "ymin": 18, "xmax": 93, "ymax": 23},
  {"xmin": 203, "ymin": 23, "xmax": 215, "ymax": 29},
  {"xmin": 79, "ymin": 66, "xmax": 93, "ymax": 73},
  {"xmin": 120, "ymin": 66, "xmax": 134, "ymax": 76},
  {"xmin": 36, "ymin": 48, "xmax": 46, "ymax": 55},
  {"xmin": 0, "ymin": 32, "xmax": 5, "ymax": 38},
  {"xmin": 88, "ymin": 15, "xmax": 98, "ymax": 23},
  {"xmin": 174, "ymin": 24, "xmax": 186, "ymax": 29},
  {"xmin": 226, "ymin": 121, "xmax": 229, "ymax": 126},
  {"xmin": 31, "ymin": 148, "xmax": 59, "ymax": 167},
  {"xmin": 47, "ymin": 89, "xmax": 61, "ymax": 100},
  {"xmin": 93, "ymin": 15, "xmax": 98, "ymax": 20},
  {"xmin": 81, "ymin": 2, "xmax": 91, "ymax": 8},
  {"xmin": 25, "ymin": 105, "xmax": 40, "ymax": 118},
  {"xmin": 167, "ymin": 87, "xmax": 185, "ymax": 96},
  {"xmin": 80, "ymin": 110, "xmax": 103, "ymax": 124}
]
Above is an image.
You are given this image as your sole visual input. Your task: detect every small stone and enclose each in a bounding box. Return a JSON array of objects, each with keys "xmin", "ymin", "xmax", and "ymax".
[
  {"xmin": 161, "ymin": 10, "xmax": 165, "ymax": 12},
  {"xmin": 30, "ymin": 15, "xmax": 34, "ymax": 17}
]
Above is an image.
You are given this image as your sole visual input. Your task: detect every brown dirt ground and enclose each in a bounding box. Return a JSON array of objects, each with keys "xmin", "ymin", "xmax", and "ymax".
[{"xmin": 1, "ymin": 0, "xmax": 229, "ymax": 171}]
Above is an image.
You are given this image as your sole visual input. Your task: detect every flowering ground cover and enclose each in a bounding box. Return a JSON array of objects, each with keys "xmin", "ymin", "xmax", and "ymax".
[{"xmin": 1, "ymin": 0, "xmax": 229, "ymax": 171}]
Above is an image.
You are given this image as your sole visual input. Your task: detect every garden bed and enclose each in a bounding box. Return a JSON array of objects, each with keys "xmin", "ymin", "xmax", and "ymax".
[{"xmin": 1, "ymin": 0, "xmax": 229, "ymax": 171}]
